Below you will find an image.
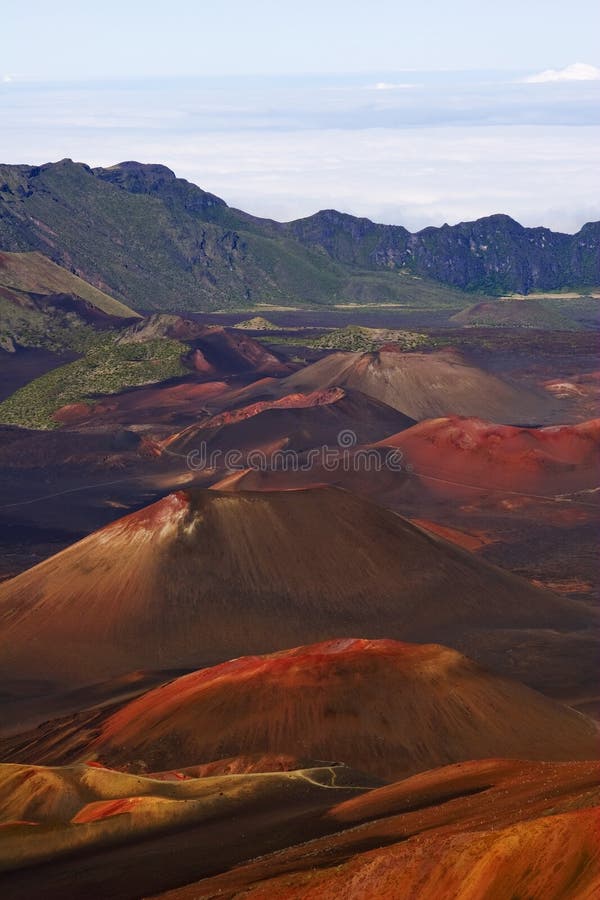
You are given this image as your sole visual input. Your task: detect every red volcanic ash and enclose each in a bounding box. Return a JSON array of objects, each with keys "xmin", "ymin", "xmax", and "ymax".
[
  {"xmin": 181, "ymin": 387, "xmax": 348, "ymax": 429},
  {"xmin": 190, "ymin": 324, "xmax": 290, "ymax": 376},
  {"xmin": 51, "ymin": 378, "xmax": 232, "ymax": 426},
  {"xmin": 163, "ymin": 386, "xmax": 414, "ymax": 454},
  {"xmin": 378, "ymin": 416, "xmax": 600, "ymax": 497},
  {"xmin": 119, "ymin": 314, "xmax": 290, "ymax": 376},
  {"xmin": 408, "ymin": 518, "xmax": 491, "ymax": 550},
  {"xmin": 182, "ymin": 348, "xmax": 216, "ymax": 375},
  {"xmin": 83, "ymin": 639, "xmax": 599, "ymax": 779},
  {"xmin": 51, "ymin": 402, "xmax": 95, "ymax": 425},
  {"xmin": 1, "ymin": 757, "xmax": 598, "ymax": 899},
  {"xmin": 183, "ymin": 795, "xmax": 600, "ymax": 900},
  {"xmin": 162, "ymin": 387, "xmax": 347, "ymax": 449}
]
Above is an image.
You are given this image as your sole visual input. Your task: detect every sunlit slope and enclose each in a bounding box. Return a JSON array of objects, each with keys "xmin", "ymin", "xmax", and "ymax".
[{"xmin": 0, "ymin": 487, "xmax": 590, "ymax": 692}]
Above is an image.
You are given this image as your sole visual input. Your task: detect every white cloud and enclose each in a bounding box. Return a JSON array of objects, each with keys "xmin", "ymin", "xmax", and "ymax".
[
  {"xmin": 40, "ymin": 124, "xmax": 595, "ymax": 233},
  {"xmin": 524, "ymin": 62, "xmax": 600, "ymax": 83},
  {"xmin": 1, "ymin": 77, "xmax": 598, "ymax": 233},
  {"xmin": 371, "ymin": 82, "xmax": 416, "ymax": 91},
  {"xmin": 2, "ymin": 74, "xmax": 14, "ymax": 83}
]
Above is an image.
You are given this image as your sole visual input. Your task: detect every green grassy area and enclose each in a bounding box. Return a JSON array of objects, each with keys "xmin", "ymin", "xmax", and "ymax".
[
  {"xmin": 273, "ymin": 325, "xmax": 434, "ymax": 352},
  {"xmin": 1, "ymin": 162, "xmax": 596, "ymax": 313},
  {"xmin": 337, "ymin": 271, "xmax": 470, "ymax": 308},
  {"xmin": 0, "ymin": 161, "xmax": 348, "ymax": 311},
  {"xmin": 0, "ymin": 296, "xmax": 103, "ymax": 353},
  {"xmin": 232, "ymin": 316, "xmax": 282, "ymax": 331},
  {"xmin": 0, "ymin": 336, "xmax": 187, "ymax": 429}
]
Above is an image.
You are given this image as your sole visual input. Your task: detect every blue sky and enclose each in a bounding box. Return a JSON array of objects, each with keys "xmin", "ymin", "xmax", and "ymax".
[
  {"xmin": 1, "ymin": 2, "xmax": 599, "ymax": 231},
  {"xmin": 2, "ymin": 0, "xmax": 599, "ymax": 78}
]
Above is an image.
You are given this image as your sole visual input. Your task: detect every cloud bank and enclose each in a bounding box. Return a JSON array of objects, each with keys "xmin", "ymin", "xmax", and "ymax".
[
  {"xmin": 371, "ymin": 82, "xmax": 417, "ymax": 91},
  {"xmin": 1, "ymin": 70, "xmax": 598, "ymax": 233},
  {"xmin": 525, "ymin": 62, "xmax": 600, "ymax": 83}
]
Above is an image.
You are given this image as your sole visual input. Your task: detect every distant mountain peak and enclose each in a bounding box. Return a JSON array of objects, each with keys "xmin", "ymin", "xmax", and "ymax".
[
  {"xmin": 101, "ymin": 160, "xmax": 177, "ymax": 178},
  {"xmin": 94, "ymin": 160, "xmax": 227, "ymax": 210}
]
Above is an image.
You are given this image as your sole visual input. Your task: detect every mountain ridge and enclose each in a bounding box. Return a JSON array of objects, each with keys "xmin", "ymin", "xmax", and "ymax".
[{"xmin": 1, "ymin": 159, "xmax": 597, "ymax": 309}]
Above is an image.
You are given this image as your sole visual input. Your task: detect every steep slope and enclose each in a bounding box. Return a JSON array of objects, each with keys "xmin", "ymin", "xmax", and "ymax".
[
  {"xmin": 52, "ymin": 639, "xmax": 599, "ymax": 778},
  {"xmin": 0, "ymin": 251, "xmax": 138, "ymax": 319},
  {"xmin": 0, "ymin": 159, "xmax": 340, "ymax": 310},
  {"xmin": 286, "ymin": 209, "xmax": 600, "ymax": 293},
  {"xmin": 0, "ymin": 487, "xmax": 593, "ymax": 695},
  {"xmin": 187, "ymin": 806, "xmax": 600, "ymax": 900},
  {"xmin": 118, "ymin": 315, "xmax": 290, "ymax": 376},
  {"xmin": 89, "ymin": 168, "xmax": 600, "ymax": 293},
  {"xmin": 0, "ymin": 250, "xmax": 139, "ymax": 352},
  {"xmin": 271, "ymin": 347, "xmax": 555, "ymax": 423},
  {"xmin": 184, "ymin": 324, "xmax": 290, "ymax": 376},
  {"xmin": 163, "ymin": 387, "xmax": 414, "ymax": 456}
]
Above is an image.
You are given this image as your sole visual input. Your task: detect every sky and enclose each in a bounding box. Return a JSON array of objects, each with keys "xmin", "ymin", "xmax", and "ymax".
[
  {"xmin": 1, "ymin": 1, "xmax": 599, "ymax": 231},
  {"xmin": 3, "ymin": 0, "xmax": 600, "ymax": 78}
]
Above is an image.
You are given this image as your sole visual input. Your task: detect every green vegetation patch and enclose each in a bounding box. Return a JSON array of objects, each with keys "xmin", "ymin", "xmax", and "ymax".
[
  {"xmin": 0, "ymin": 336, "xmax": 187, "ymax": 429},
  {"xmin": 276, "ymin": 325, "xmax": 434, "ymax": 352},
  {"xmin": 0, "ymin": 296, "xmax": 103, "ymax": 354},
  {"xmin": 233, "ymin": 316, "xmax": 281, "ymax": 331}
]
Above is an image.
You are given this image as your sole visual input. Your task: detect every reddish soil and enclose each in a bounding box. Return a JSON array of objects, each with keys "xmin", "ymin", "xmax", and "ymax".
[
  {"xmin": 0, "ymin": 487, "xmax": 592, "ymax": 700},
  {"xmin": 378, "ymin": 416, "xmax": 600, "ymax": 497},
  {"xmin": 70, "ymin": 639, "xmax": 600, "ymax": 779}
]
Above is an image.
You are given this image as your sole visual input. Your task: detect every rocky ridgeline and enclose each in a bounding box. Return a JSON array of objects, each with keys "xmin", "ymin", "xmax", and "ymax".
[{"xmin": 0, "ymin": 160, "xmax": 598, "ymax": 309}]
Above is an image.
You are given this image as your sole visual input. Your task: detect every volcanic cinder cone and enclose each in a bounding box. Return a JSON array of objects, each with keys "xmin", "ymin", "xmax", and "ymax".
[
  {"xmin": 0, "ymin": 487, "xmax": 594, "ymax": 693},
  {"xmin": 376, "ymin": 416, "xmax": 600, "ymax": 497},
  {"xmin": 269, "ymin": 347, "xmax": 556, "ymax": 423},
  {"xmin": 80, "ymin": 639, "xmax": 599, "ymax": 778},
  {"xmin": 163, "ymin": 387, "xmax": 415, "ymax": 455}
]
